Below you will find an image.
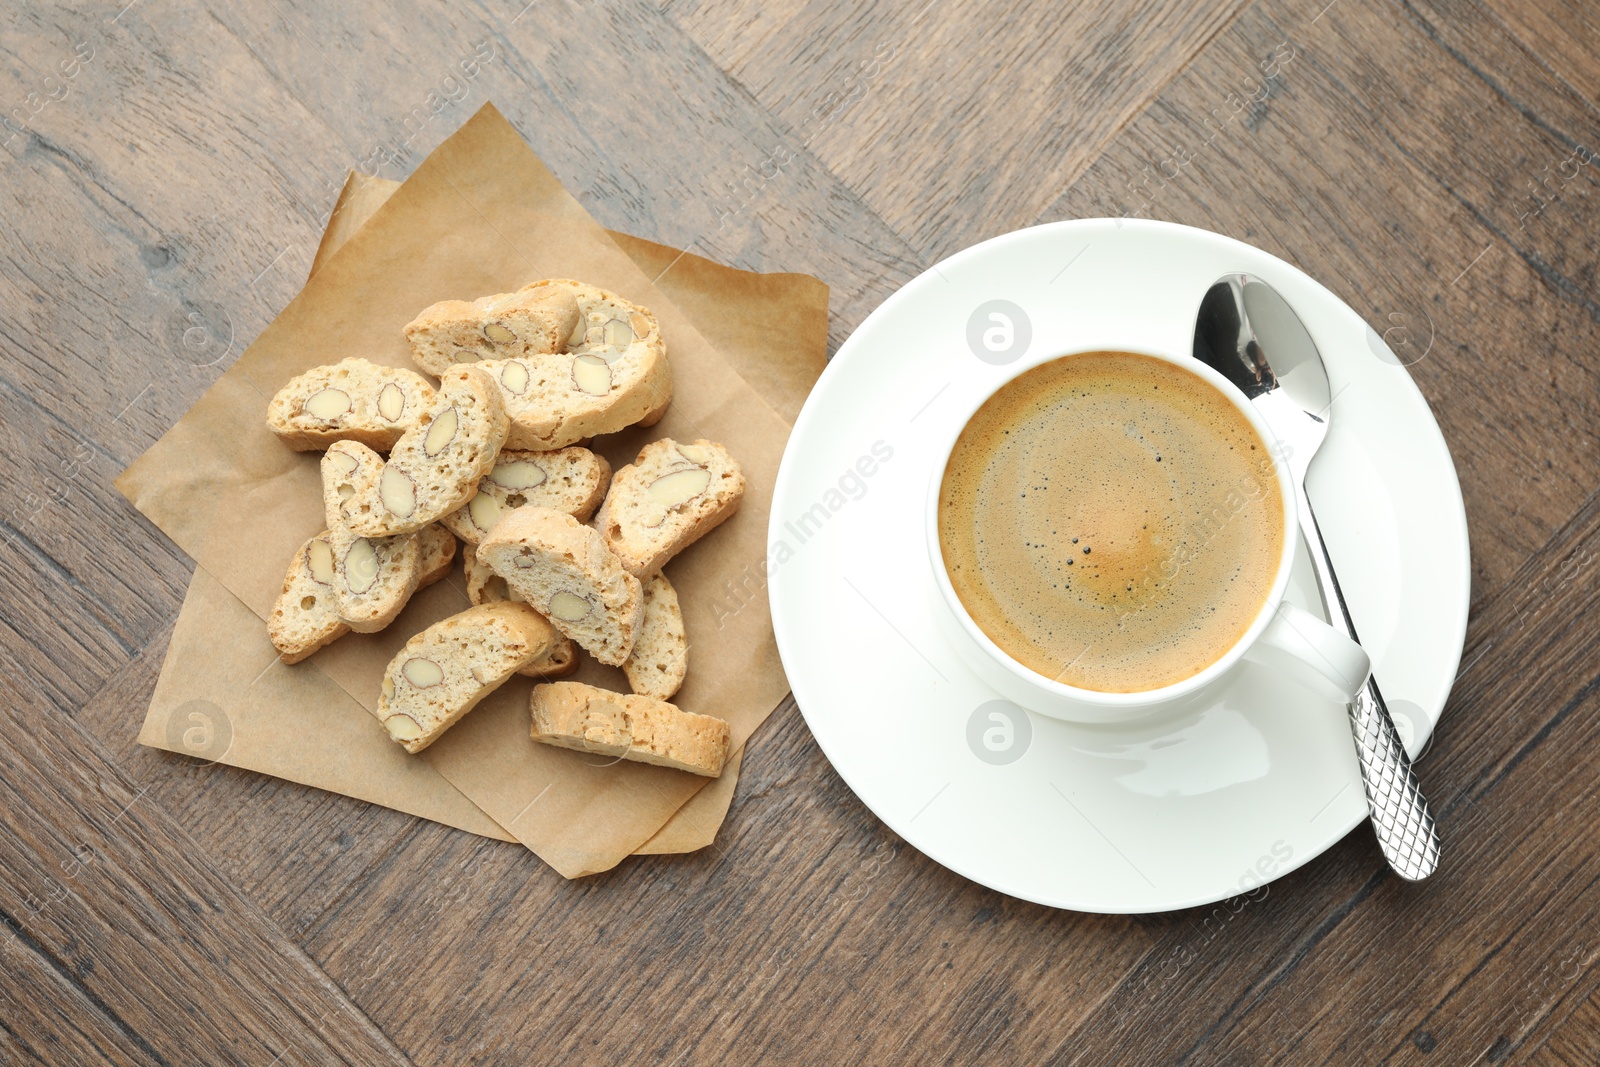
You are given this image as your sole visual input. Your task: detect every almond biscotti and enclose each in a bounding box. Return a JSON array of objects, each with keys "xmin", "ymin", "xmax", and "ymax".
[
  {"xmin": 476, "ymin": 506, "xmax": 643, "ymax": 666},
  {"xmin": 622, "ymin": 573, "xmax": 687, "ymax": 700},
  {"xmin": 268, "ymin": 532, "xmax": 348, "ymax": 663},
  {"xmin": 540, "ymin": 278, "xmax": 659, "ymax": 356},
  {"xmin": 376, "ymin": 602, "xmax": 562, "ymax": 753},
  {"xmin": 269, "ymin": 522, "xmax": 456, "ymax": 663},
  {"xmin": 342, "ymin": 365, "xmax": 509, "ymax": 538},
  {"xmin": 440, "ymin": 446, "xmax": 611, "ymax": 544},
  {"xmin": 267, "ymin": 358, "xmax": 437, "ymax": 452},
  {"xmin": 594, "ymin": 438, "xmax": 745, "ymax": 579},
  {"xmin": 529, "ymin": 681, "xmax": 729, "ymax": 778},
  {"xmin": 321, "ymin": 443, "xmax": 420, "ymax": 633},
  {"xmin": 404, "ymin": 284, "xmax": 581, "ymax": 377},
  {"xmin": 478, "ymin": 281, "xmax": 672, "ymax": 451},
  {"xmin": 461, "ymin": 543, "xmax": 580, "ymax": 679}
]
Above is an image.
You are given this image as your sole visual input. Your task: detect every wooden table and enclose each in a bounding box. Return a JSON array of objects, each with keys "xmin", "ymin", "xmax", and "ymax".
[{"xmin": 3, "ymin": 0, "xmax": 1598, "ymax": 1062}]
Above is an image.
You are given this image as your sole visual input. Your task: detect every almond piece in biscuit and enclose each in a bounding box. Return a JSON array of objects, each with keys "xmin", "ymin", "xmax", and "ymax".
[
  {"xmin": 594, "ymin": 438, "xmax": 745, "ymax": 579},
  {"xmin": 267, "ymin": 357, "xmax": 438, "ymax": 452},
  {"xmin": 529, "ymin": 681, "xmax": 729, "ymax": 777},
  {"xmin": 404, "ymin": 285, "xmax": 581, "ymax": 377},
  {"xmin": 376, "ymin": 602, "xmax": 561, "ymax": 753},
  {"xmin": 622, "ymin": 573, "xmax": 687, "ymax": 700},
  {"xmin": 440, "ymin": 446, "xmax": 611, "ymax": 544},
  {"xmin": 321, "ymin": 443, "xmax": 420, "ymax": 632},
  {"xmin": 461, "ymin": 543, "xmax": 579, "ymax": 679},
  {"xmin": 478, "ymin": 280, "xmax": 672, "ymax": 451},
  {"xmin": 343, "ymin": 365, "xmax": 509, "ymax": 537},
  {"xmin": 476, "ymin": 506, "xmax": 643, "ymax": 666}
]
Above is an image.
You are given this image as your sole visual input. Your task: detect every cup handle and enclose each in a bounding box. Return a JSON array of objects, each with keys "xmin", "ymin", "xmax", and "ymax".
[{"xmin": 1246, "ymin": 602, "xmax": 1371, "ymax": 702}]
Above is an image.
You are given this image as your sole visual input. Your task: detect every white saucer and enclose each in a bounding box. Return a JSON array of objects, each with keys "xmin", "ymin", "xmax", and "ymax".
[{"xmin": 769, "ymin": 219, "xmax": 1470, "ymax": 913}]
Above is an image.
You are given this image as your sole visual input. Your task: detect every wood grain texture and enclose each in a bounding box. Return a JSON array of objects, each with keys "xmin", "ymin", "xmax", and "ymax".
[
  {"xmin": 0, "ymin": 678, "xmax": 411, "ymax": 1066},
  {"xmin": 0, "ymin": 378, "xmax": 190, "ymax": 670},
  {"xmin": 188, "ymin": 0, "xmax": 926, "ymax": 356},
  {"xmin": 3, "ymin": 0, "xmax": 1600, "ymax": 1062},
  {"xmin": 1478, "ymin": 0, "xmax": 1600, "ymax": 110},
  {"xmin": 1536, "ymin": 990, "xmax": 1600, "ymax": 1065},
  {"xmin": 667, "ymin": 0, "xmax": 1251, "ymax": 261}
]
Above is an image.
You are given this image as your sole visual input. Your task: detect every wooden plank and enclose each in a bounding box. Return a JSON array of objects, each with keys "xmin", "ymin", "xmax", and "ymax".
[
  {"xmin": 1533, "ymin": 993, "xmax": 1600, "ymax": 1065},
  {"xmin": 0, "ymin": 372, "xmax": 190, "ymax": 663},
  {"xmin": 1043, "ymin": 0, "xmax": 1600, "ymax": 605},
  {"xmin": 0, "ymin": 6, "xmax": 305, "ymax": 444},
  {"xmin": 667, "ymin": 0, "xmax": 1251, "ymax": 261},
  {"xmin": 0, "ymin": 676, "xmax": 412, "ymax": 1065},
  {"xmin": 0, "ymin": 932, "xmax": 158, "ymax": 1066},
  {"xmin": 1476, "ymin": 0, "xmax": 1600, "ymax": 110},
  {"xmin": 471, "ymin": 0, "xmax": 928, "ymax": 354},
  {"xmin": 0, "ymin": 529, "xmax": 133, "ymax": 717}
]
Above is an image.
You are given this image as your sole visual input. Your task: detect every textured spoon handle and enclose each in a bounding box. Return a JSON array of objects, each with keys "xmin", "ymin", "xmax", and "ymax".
[
  {"xmin": 1348, "ymin": 674, "xmax": 1441, "ymax": 880},
  {"xmin": 1298, "ymin": 496, "xmax": 1441, "ymax": 880}
]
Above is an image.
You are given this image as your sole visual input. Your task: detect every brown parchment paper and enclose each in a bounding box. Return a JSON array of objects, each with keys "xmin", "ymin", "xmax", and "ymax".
[
  {"xmin": 119, "ymin": 105, "xmax": 828, "ymax": 876},
  {"xmin": 140, "ymin": 168, "xmax": 823, "ymax": 853}
]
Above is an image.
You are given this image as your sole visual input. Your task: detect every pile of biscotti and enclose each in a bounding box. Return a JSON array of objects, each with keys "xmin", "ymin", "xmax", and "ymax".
[{"xmin": 263, "ymin": 279, "xmax": 744, "ymax": 778}]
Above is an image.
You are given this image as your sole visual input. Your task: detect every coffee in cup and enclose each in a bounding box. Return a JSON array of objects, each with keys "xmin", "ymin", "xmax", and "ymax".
[{"xmin": 937, "ymin": 351, "xmax": 1284, "ymax": 693}]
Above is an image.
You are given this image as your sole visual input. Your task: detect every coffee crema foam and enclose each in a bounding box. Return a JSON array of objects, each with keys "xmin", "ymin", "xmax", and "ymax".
[{"xmin": 938, "ymin": 351, "xmax": 1284, "ymax": 693}]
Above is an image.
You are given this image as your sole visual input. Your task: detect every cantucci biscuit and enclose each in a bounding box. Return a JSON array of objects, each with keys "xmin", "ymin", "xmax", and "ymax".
[
  {"xmin": 440, "ymin": 446, "xmax": 611, "ymax": 544},
  {"xmin": 529, "ymin": 681, "xmax": 729, "ymax": 778},
  {"xmin": 321, "ymin": 443, "xmax": 420, "ymax": 632},
  {"xmin": 268, "ymin": 532, "xmax": 348, "ymax": 663},
  {"xmin": 461, "ymin": 543, "xmax": 580, "ymax": 679},
  {"xmin": 404, "ymin": 284, "xmax": 581, "ymax": 377},
  {"xmin": 326, "ymin": 521, "xmax": 418, "ymax": 633},
  {"xmin": 269, "ymin": 522, "xmax": 456, "ymax": 662},
  {"xmin": 594, "ymin": 438, "xmax": 745, "ymax": 579},
  {"xmin": 478, "ymin": 280, "xmax": 672, "ymax": 451},
  {"xmin": 375, "ymin": 602, "xmax": 560, "ymax": 753},
  {"xmin": 342, "ymin": 365, "xmax": 509, "ymax": 537},
  {"xmin": 622, "ymin": 573, "xmax": 687, "ymax": 700},
  {"xmin": 476, "ymin": 506, "xmax": 643, "ymax": 666},
  {"xmin": 267, "ymin": 357, "xmax": 437, "ymax": 452}
]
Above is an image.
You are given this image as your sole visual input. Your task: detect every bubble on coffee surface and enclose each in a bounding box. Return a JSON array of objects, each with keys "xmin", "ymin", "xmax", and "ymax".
[{"xmin": 939, "ymin": 352, "xmax": 1284, "ymax": 693}]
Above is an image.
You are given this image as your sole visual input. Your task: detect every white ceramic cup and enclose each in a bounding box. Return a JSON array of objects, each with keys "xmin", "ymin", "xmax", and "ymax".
[{"xmin": 925, "ymin": 343, "xmax": 1370, "ymax": 724}]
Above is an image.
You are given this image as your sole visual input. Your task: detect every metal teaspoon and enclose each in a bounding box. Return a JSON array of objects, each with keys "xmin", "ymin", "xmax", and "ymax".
[{"xmin": 1193, "ymin": 273, "xmax": 1440, "ymax": 881}]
